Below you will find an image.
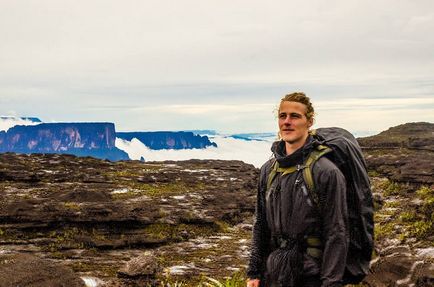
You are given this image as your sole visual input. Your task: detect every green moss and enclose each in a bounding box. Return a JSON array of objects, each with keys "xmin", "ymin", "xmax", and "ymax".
[
  {"xmin": 416, "ymin": 185, "xmax": 433, "ymax": 199},
  {"xmin": 375, "ymin": 222, "xmax": 395, "ymax": 240},
  {"xmin": 143, "ymin": 223, "xmax": 218, "ymax": 242},
  {"xmin": 112, "ymin": 182, "xmax": 200, "ymax": 199},
  {"xmin": 0, "ymin": 228, "xmax": 4, "ymax": 236},
  {"xmin": 380, "ymin": 180, "xmax": 404, "ymax": 196},
  {"xmin": 205, "ymin": 272, "xmax": 246, "ymax": 287},
  {"xmin": 408, "ymin": 220, "xmax": 433, "ymax": 240},
  {"xmin": 368, "ymin": 170, "xmax": 380, "ymax": 177},
  {"xmin": 399, "ymin": 211, "xmax": 417, "ymax": 223},
  {"xmin": 70, "ymin": 261, "xmax": 119, "ymax": 277},
  {"xmin": 383, "ymin": 201, "xmax": 400, "ymax": 208},
  {"xmin": 214, "ymin": 221, "xmax": 231, "ymax": 233},
  {"xmin": 63, "ymin": 202, "xmax": 80, "ymax": 210}
]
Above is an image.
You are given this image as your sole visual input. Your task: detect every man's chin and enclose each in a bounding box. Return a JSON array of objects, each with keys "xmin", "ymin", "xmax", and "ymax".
[{"xmin": 281, "ymin": 137, "xmax": 295, "ymax": 143}]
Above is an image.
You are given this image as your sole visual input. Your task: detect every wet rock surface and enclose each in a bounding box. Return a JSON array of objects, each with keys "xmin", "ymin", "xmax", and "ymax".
[
  {"xmin": 359, "ymin": 122, "xmax": 434, "ymax": 184},
  {"xmin": 358, "ymin": 122, "xmax": 434, "ymax": 286},
  {"xmin": 0, "ymin": 153, "xmax": 258, "ymax": 286},
  {"xmin": 0, "ymin": 253, "xmax": 85, "ymax": 287}
]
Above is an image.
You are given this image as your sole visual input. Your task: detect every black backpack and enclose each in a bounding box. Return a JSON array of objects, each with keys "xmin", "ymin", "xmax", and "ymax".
[{"xmin": 267, "ymin": 127, "xmax": 374, "ymax": 284}]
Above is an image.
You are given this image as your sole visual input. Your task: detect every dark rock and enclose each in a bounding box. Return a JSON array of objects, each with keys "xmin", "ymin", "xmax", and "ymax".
[
  {"xmin": 0, "ymin": 153, "xmax": 258, "ymax": 284},
  {"xmin": 117, "ymin": 252, "xmax": 160, "ymax": 278},
  {"xmin": 359, "ymin": 122, "xmax": 434, "ymax": 184},
  {"xmin": 365, "ymin": 247, "xmax": 434, "ymax": 287},
  {"xmin": 0, "ymin": 253, "xmax": 85, "ymax": 287}
]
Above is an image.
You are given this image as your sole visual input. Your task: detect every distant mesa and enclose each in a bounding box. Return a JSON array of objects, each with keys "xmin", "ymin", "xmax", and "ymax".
[
  {"xmin": 117, "ymin": 131, "xmax": 217, "ymax": 150},
  {"xmin": 0, "ymin": 120, "xmax": 218, "ymax": 161},
  {"xmin": 0, "ymin": 122, "xmax": 129, "ymax": 161}
]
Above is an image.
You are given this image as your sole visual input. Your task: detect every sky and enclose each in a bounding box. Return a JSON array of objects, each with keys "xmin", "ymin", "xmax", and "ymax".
[{"xmin": 1, "ymin": 0, "xmax": 433, "ymax": 134}]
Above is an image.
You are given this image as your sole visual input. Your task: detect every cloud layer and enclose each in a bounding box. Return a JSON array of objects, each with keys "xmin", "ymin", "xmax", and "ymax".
[{"xmin": 115, "ymin": 136, "xmax": 275, "ymax": 168}]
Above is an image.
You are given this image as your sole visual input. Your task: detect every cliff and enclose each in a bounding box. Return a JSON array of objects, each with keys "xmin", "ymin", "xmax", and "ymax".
[
  {"xmin": 358, "ymin": 122, "xmax": 434, "ymax": 184},
  {"xmin": 117, "ymin": 131, "xmax": 217, "ymax": 150},
  {"xmin": 0, "ymin": 123, "xmax": 129, "ymax": 161}
]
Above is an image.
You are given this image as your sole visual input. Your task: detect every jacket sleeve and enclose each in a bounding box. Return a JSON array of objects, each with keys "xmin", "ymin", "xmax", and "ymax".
[
  {"xmin": 315, "ymin": 159, "xmax": 349, "ymax": 287},
  {"xmin": 247, "ymin": 163, "xmax": 271, "ymax": 279}
]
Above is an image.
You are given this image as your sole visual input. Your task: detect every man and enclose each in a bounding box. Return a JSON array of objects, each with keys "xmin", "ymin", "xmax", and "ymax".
[{"xmin": 247, "ymin": 92, "xmax": 348, "ymax": 287}]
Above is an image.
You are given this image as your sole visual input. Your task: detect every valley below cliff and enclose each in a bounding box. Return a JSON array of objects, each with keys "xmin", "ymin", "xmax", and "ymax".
[{"xmin": 0, "ymin": 122, "xmax": 433, "ymax": 287}]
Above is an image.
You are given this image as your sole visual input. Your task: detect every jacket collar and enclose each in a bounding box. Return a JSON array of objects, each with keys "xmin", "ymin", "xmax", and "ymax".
[{"xmin": 271, "ymin": 135, "xmax": 317, "ymax": 168}]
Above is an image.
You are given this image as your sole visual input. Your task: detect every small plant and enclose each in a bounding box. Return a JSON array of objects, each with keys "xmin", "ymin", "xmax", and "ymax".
[
  {"xmin": 408, "ymin": 220, "xmax": 433, "ymax": 240},
  {"xmin": 63, "ymin": 202, "xmax": 80, "ymax": 210},
  {"xmin": 399, "ymin": 211, "xmax": 416, "ymax": 223},
  {"xmin": 204, "ymin": 273, "xmax": 245, "ymax": 287},
  {"xmin": 380, "ymin": 180, "xmax": 403, "ymax": 196},
  {"xmin": 368, "ymin": 170, "xmax": 380, "ymax": 177}
]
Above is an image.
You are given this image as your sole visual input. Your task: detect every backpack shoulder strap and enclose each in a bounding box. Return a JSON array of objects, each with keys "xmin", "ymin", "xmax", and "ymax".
[
  {"xmin": 266, "ymin": 159, "xmax": 278, "ymax": 190},
  {"xmin": 302, "ymin": 145, "xmax": 333, "ymax": 205},
  {"xmin": 266, "ymin": 160, "xmax": 301, "ymax": 190}
]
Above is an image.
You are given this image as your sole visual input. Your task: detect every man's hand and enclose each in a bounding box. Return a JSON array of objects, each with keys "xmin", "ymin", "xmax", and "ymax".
[{"xmin": 246, "ymin": 278, "xmax": 260, "ymax": 287}]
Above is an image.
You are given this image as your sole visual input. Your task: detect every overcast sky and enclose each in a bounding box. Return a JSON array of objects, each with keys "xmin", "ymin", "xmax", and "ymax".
[{"xmin": 1, "ymin": 0, "xmax": 433, "ymax": 134}]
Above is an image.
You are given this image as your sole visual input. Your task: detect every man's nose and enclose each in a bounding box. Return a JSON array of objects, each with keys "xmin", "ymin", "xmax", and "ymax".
[{"xmin": 282, "ymin": 116, "xmax": 292, "ymax": 124}]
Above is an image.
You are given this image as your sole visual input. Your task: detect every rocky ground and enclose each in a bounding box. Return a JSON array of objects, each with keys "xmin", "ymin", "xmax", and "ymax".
[
  {"xmin": 0, "ymin": 153, "xmax": 258, "ymax": 286},
  {"xmin": 0, "ymin": 122, "xmax": 433, "ymax": 286}
]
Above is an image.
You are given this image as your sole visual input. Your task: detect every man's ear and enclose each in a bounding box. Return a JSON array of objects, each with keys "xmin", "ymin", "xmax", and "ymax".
[{"xmin": 307, "ymin": 118, "xmax": 314, "ymax": 128}]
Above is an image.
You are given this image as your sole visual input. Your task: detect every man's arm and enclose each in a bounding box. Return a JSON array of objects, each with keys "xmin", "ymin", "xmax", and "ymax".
[
  {"xmin": 247, "ymin": 163, "xmax": 271, "ymax": 282},
  {"xmin": 316, "ymin": 161, "xmax": 349, "ymax": 287}
]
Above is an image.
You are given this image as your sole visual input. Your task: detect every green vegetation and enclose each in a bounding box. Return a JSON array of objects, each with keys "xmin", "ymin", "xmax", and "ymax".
[
  {"xmin": 368, "ymin": 170, "xmax": 380, "ymax": 177},
  {"xmin": 143, "ymin": 223, "xmax": 222, "ymax": 243},
  {"xmin": 407, "ymin": 220, "xmax": 433, "ymax": 239},
  {"xmin": 375, "ymin": 183, "xmax": 434, "ymax": 243},
  {"xmin": 380, "ymin": 180, "xmax": 404, "ymax": 196},
  {"xmin": 204, "ymin": 273, "xmax": 245, "ymax": 287},
  {"xmin": 63, "ymin": 202, "xmax": 80, "ymax": 210},
  {"xmin": 151, "ymin": 273, "xmax": 246, "ymax": 287},
  {"xmin": 70, "ymin": 261, "xmax": 119, "ymax": 277},
  {"xmin": 111, "ymin": 182, "xmax": 201, "ymax": 199}
]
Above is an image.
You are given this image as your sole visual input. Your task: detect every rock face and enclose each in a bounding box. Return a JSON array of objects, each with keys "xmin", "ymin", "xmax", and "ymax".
[
  {"xmin": 359, "ymin": 122, "xmax": 434, "ymax": 184},
  {"xmin": 117, "ymin": 131, "xmax": 217, "ymax": 150},
  {"xmin": 0, "ymin": 253, "xmax": 85, "ymax": 287},
  {"xmin": 358, "ymin": 122, "xmax": 434, "ymax": 286},
  {"xmin": 358, "ymin": 122, "xmax": 434, "ymax": 150},
  {"xmin": 0, "ymin": 123, "xmax": 129, "ymax": 161}
]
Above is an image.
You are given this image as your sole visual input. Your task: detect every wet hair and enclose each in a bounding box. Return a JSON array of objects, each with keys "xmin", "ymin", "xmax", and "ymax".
[{"xmin": 280, "ymin": 92, "xmax": 315, "ymax": 121}]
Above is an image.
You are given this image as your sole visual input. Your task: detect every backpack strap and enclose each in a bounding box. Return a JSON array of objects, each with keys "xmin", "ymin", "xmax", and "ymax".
[
  {"xmin": 266, "ymin": 144, "xmax": 332, "ymax": 198},
  {"xmin": 267, "ymin": 160, "xmax": 307, "ymax": 191},
  {"xmin": 302, "ymin": 145, "xmax": 333, "ymax": 206}
]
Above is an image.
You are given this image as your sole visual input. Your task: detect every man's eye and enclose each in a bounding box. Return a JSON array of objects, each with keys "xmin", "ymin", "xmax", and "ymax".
[
  {"xmin": 279, "ymin": 114, "xmax": 287, "ymax": 119},
  {"xmin": 290, "ymin": 113, "xmax": 302, "ymax": 118}
]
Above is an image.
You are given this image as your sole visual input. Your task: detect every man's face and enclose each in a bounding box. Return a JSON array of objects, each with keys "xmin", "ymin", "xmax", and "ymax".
[{"xmin": 278, "ymin": 101, "xmax": 312, "ymax": 145}]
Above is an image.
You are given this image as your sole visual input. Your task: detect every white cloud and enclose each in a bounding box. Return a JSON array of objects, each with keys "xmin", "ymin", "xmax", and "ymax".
[
  {"xmin": 0, "ymin": 117, "xmax": 41, "ymax": 132},
  {"xmin": 115, "ymin": 135, "xmax": 275, "ymax": 168}
]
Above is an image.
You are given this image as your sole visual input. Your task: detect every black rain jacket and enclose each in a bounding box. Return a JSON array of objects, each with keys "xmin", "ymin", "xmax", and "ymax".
[{"xmin": 247, "ymin": 137, "xmax": 349, "ymax": 287}]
